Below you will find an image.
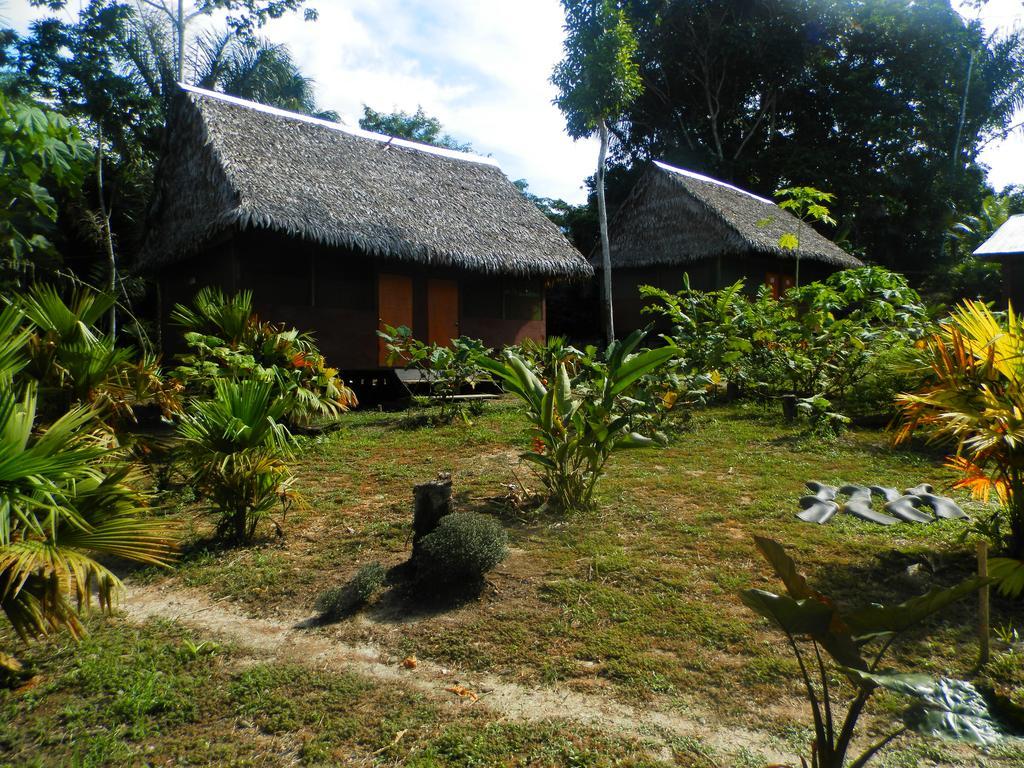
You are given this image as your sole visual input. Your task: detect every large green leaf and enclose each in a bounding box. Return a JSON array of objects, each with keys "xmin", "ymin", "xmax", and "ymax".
[
  {"xmin": 844, "ymin": 578, "xmax": 990, "ymax": 640},
  {"xmin": 740, "ymin": 589, "xmax": 834, "ymax": 636},
  {"xmin": 610, "ymin": 346, "xmax": 679, "ymax": 396},
  {"xmin": 749, "ymin": 536, "xmax": 866, "ymax": 669},
  {"xmin": 752, "ymin": 536, "xmax": 815, "ymax": 600},
  {"xmin": 844, "ymin": 670, "xmax": 1010, "ymax": 746}
]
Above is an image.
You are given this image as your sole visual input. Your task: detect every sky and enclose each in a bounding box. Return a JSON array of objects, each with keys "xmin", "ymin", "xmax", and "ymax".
[{"xmin": 5, "ymin": 0, "xmax": 1024, "ymax": 203}]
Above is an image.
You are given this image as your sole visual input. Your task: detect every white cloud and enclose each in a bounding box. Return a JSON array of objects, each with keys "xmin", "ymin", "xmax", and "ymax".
[
  {"xmin": 261, "ymin": 0, "xmax": 599, "ymax": 203},
  {"xmin": 959, "ymin": 0, "xmax": 1024, "ymax": 191}
]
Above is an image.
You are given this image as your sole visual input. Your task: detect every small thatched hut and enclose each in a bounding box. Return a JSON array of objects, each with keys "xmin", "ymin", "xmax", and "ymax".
[
  {"xmin": 975, "ymin": 214, "xmax": 1024, "ymax": 306},
  {"xmin": 140, "ymin": 85, "xmax": 591, "ymax": 377},
  {"xmin": 604, "ymin": 162, "xmax": 861, "ymax": 334}
]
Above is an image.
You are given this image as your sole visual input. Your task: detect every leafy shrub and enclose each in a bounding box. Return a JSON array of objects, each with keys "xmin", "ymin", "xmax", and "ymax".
[
  {"xmin": 171, "ymin": 288, "xmax": 356, "ymax": 428},
  {"xmin": 480, "ymin": 329, "xmax": 678, "ymax": 512},
  {"xmin": 415, "ymin": 513, "xmax": 508, "ymax": 588},
  {"xmin": 315, "ymin": 562, "xmax": 386, "ymax": 620},
  {"xmin": 176, "ymin": 379, "xmax": 295, "ymax": 544},
  {"xmin": 377, "ymin": 325, "xmax": 492, "ymax": 423},
  {"xmin": 796, "ymin": 394, "xmax": 850, "ymax": 438},
  {"xmin": 643, "ymin": 266, "xmax": 931, "ymax": 420}
]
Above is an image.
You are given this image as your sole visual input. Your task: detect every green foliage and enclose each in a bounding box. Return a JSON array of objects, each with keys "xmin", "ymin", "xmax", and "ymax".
[
  {"xmin": 772, "ymin": 187, "xmax": 837, "ymax": 287},
  {"xmin": 942, "ymin": 193, "xmax": 1023, "ymax": 303},
  {"xmin": 314, "ymin": 561, "xmax": 386, "ymax": 620},
  {"xmin": 552, "ymin": 0, "xmax": 643, "ymax": 137},
  {"xmin": 795, "ymin": 394, "xmax": 850, "ymax": 439},
  {"xmin": 176, "ymin": 378, "xmax": 295, "ymax": 544},
  {"xmin": 377, "ymin": 324, "xmax": 491, "ymax": 423},
  {"xmin": 600, "ymin": 0, "xmax": 1024, "ymax": 273},
  {"xmin": 896, "ymin": 300, "xmax": 1024, "ymax": 562},
  {"xmin": 0, "ymin": 380, "xmax": 175, "ymax": 642},
  {"xmin": 643, "ymin": 266, "xmax": 931, "ymax": 420},
  {"xmin": 171, "ymin": 287, "xmax": 356, "ymax": 428},
  {"xmin": 415, "ymin": 513, "xmax": 508, "ymax": 589},
  {"xmin": 358, "ymin": 105, "xmax": 472, "ymax": 151},
  {"xmin": 194, "ymin": 30, "xmax": 338, "ymax": 120},
  {"xmin": 0, "ymin": 91, "xmax": 90, "ymax": 271},
  {"xmin": 479, "ymin": 329, "xmax": 678, "ymax": 512},
  {"xmin": 0, "ymin": 287, "xmax": 179, "ymax": 647},
  {"xmin": 640, "ymin": 276, "xmax": 750, "ymax": 383},
  {"xmin": 741, "ymin": 536, "xmax": 1017, "ymax": 767},
  {"xmin": 10, "ymin": 283, "xmax": 180, "ymax": 425}
]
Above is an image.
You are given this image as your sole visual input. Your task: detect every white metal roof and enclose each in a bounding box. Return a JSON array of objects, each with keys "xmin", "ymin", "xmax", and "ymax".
[{"xmin": 975, "ymin": 214, "xmax": 1024, "ymax": 257}]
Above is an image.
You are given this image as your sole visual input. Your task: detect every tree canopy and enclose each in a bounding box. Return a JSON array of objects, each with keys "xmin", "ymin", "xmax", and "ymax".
[
  {"xmin": 358, "ymin": 106, "xmax": 473, "ymax": 152},
  {"xmin": 551, "ymin": 0, "xmax": 643, "ymax": 139},
  {"xmin": 576, "ymin": 0, "xmax": 1024, "ymax": 278}
]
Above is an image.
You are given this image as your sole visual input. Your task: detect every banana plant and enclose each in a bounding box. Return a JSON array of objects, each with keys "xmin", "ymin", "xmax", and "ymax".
[
  {"xmin": 478, "ymin": 329, "xmax": 678, "ymax": 512},
  {"xmin": 741, "ymin": 536, "xmax": 1021, "ymax": 767}
]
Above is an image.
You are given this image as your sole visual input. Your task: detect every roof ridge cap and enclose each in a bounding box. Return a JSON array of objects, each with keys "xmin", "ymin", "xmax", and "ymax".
[
  {"xmin": 177, "ymin": 82, "xmax": 501, "ymax": 168},
  {"xmin": 653, "ymin": 160, "xmax": 774, "ymax": 205}
]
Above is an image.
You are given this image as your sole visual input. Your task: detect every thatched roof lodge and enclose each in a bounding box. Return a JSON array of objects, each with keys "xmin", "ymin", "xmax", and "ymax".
[
  {"xmin": 141, "ymin": 84, "xmax": 591, "ymax": 378},
  {"xmin": 975, "ymin": 214, "xmax": 1024, "ymax": 306},
  {"xmin": 604, "ymin": 161, "xmax": 861, "ymax": 334}
]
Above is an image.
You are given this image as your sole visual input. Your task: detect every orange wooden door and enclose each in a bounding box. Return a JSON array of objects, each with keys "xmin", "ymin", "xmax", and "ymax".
[
  {"xmin": 427, "ymin": 278, "xmax": 459, "ymax": 346},
  {"xmin": 378, "ymin": 273, "xmax": 413, "ymax": 366}
]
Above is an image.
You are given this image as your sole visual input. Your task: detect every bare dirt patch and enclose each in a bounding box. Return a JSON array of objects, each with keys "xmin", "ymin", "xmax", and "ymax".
[{"xmin": 122, "ymin": 581, "xmax": 790, "ymax": 764}]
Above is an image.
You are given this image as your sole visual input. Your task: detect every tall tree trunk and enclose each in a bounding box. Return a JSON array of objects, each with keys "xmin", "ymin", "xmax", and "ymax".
[
  {"xmin": 95, "ymin": 124, "xmax": 117, "ymax": 338},
  {"xmin": 596, "ymin": 118, "xmax": 614, "ymax": 344},
  {"xmin": 177, "ymin": 0, "xmax": 186, "ymax": 82}
]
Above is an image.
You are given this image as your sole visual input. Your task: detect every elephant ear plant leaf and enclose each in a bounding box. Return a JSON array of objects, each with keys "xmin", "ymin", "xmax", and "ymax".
[
  {"xmin": 478, "ymin": 329, "xmax": 678, "ymax": 512},
  {"xmin": 741, "ymin": 536, "xmax": 1020, "ymax": 767}
]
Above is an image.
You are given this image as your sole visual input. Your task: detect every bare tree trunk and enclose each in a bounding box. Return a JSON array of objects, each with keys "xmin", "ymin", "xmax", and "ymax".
[
  {"xmin": 596, "ymin": 118, "xmax": 614, "ymax": 344},
  {"xmin": 95, "ymin": 124, "xmax": 117, "ymax": 338},
  {"xmin": 177, "ymin": 0, "xmax": 185, "ymax": 81}
]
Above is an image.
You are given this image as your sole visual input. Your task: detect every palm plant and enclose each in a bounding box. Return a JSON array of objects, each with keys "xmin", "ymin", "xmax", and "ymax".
[
  {"xmin": 478, "ymin": 330, "xmax": 678, "ymax": 512},
  {"xmin": 194, "ymin": 30, "xmax": 339, "ymax": 120},
  {"xmin": 171, "ymin": 287, "xmax": 356, "ymax": 428},
  {"xmin": 11, "ymin": 283, "xmax": 181, "ymax": 425},
  {"xmin": 896, "ymin": 300, "xmax": 1024, "ymax": 592},
  {"xmin": 177, "ymin": 379, "xmax": 295, "ymax": 543},
  {"xmin": 0, "ymin": 305, "xmax": 176, "ymax": 649}
]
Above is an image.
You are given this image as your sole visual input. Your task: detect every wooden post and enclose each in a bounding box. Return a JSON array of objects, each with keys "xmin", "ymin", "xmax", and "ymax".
[{"xmin": 978, "ymin": 540, "xmax": 990, "ymax": 667}]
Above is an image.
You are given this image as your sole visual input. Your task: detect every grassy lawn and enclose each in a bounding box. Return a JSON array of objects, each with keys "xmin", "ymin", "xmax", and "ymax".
[{"xmin": 3, "ymin": 400, "xmax": 1023, "ymax": 766}]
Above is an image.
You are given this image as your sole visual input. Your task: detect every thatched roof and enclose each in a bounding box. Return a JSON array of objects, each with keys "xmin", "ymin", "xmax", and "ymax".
[
  {"xmin": 606, "ymin": 161, "xmax": 861, "ymax": 269},
  {"xmin": 139, "ymin": 85, "xmax": 591, "ymax": 280},
  {"xmin": 975, "ymin": 214, "xmax": 1024, "ymax": 258}
]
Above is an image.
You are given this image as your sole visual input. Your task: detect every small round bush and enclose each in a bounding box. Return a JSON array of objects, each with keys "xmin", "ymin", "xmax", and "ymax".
[
  {"xmin": 314, "ymin": 561, "xmax": 386, "ymax": 620},
  {"xmin": 415, "ymin": 513, "xmax": 509, "ymax": 589}
]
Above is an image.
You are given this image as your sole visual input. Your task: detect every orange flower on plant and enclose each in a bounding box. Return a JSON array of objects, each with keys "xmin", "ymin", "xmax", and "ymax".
[{"xmin": 531, "ymin": 436, "xmax": 546, "ymax": 455}]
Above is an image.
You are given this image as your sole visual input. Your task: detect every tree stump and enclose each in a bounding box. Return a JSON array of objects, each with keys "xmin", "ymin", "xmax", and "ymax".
[{"xmin": 412, "ymin": 473, "xmax": 453, "ymax": 560}]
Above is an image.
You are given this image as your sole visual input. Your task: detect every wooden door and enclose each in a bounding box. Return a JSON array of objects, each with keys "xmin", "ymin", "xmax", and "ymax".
[
  {"xmin": 427, "ymin": 278, "xmax": 459, "ymax": 346},
  {"xmin": 378, "ymin": 273, "xmax": 413, "ymax": 366}
]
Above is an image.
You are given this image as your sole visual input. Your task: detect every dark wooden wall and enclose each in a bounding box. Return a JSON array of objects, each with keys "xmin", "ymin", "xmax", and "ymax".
[{"xmin": 157, "ymin": 228, "xmax": 547, "ymax": 370}]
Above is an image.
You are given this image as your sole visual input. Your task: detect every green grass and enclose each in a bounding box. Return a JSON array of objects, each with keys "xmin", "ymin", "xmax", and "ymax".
[
  {"xmin": 4, "ymin": 400, "xmax": 1022, "ymax": 765},
  {"xmin": 1, "ymin": 618, "xmax": 676, "ymax": 766}
]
